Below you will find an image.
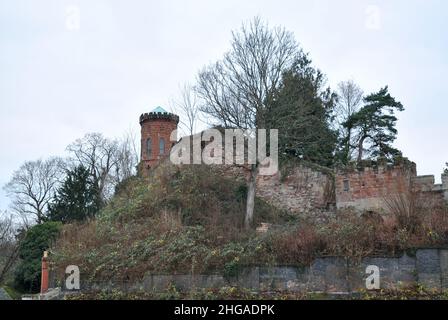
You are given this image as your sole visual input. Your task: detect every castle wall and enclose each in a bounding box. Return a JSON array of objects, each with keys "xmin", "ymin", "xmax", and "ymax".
[
  {"xmin": 217, "ymin": 159, "xmax": 446, "ymax": 215},
  {"xmin": 335, "ymin": 161, "xmax": 447, "ymax": 213},
  {"xmin": 335, "ymin": 163, "xmax": 415, "ymax": 212},
  {"xmin": 256, "ymin": 165, "xmax": 334, "ymax": 214},
  {"xmin": 139, "ymin": 112, "xmax": 446, "ymax": 215},
  {"xmin": 413, "ymin": 174, "xmax": 448, "ymax": 209},
  {"xmin": 443, "ymin": 174, "xmax": 448, "ymax": 202},
  {"xmin": 216, "ymin": 163, "xmax": 334, "ymax": 214}
]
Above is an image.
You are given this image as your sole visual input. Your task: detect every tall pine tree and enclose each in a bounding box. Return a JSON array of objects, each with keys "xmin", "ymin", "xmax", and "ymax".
[
  {"xmin": 344, "ymin": 86, "xmax": 404, "ymax": 163},
  {"xmin": 48, "ymin": 165, "xmax": 101, "ymax": 223}
]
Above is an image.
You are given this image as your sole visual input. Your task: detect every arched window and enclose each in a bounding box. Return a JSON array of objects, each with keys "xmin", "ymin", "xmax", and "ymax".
[
  {"xmin": 159, "ymin": 138, "xmax": 165, "ymax": 155},
  {"xmin": 146, "ymin": 138, "xmax": 152, "ymax": 157}
]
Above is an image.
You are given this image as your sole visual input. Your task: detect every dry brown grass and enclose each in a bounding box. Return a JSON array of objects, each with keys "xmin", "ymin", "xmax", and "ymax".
[{"xmin": 383, "ymin": 191, "xmax": 424, "ymax": 234}]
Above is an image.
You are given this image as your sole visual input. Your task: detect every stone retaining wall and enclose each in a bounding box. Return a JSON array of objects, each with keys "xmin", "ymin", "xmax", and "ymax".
[{"xmin": 58, "ymin": 248, "xmax": 448, "ymax": 294}]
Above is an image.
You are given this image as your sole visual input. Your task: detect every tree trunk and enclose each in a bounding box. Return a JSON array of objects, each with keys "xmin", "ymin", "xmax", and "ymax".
[
  {"xmin": 345, "ymin": 129, "xmax": 351, "ymax": 164},
  {"xmin": 357, "ymin": 136, "xmax": 365, "ymax": 163},
  {"xmin": 37, "ymin": 209, "xmax": 43, "ymax": 224},
  {"xmin": 245, "ymin": 164, "xmax": 258, "ymax": 230}
]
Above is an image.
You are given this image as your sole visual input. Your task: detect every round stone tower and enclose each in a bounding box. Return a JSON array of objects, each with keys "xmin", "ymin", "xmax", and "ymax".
[{"xmin": 139, "ymin": 106, "xmax": 179, "ymax": 174}]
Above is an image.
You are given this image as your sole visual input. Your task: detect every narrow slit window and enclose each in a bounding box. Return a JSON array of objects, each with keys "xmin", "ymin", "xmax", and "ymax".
[
  {"xmin": 343, "ymin": 179, "xmax": 350, "ymax": 192},
  {"xmin": 159, "ymin": 138, "xmax": 165, "ymax": 155}
]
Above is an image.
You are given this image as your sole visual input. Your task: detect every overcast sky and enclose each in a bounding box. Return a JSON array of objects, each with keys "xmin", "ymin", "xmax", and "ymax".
[{"xmin": 1, "ymin": 0, "xmax": 447, "ymax": 212}]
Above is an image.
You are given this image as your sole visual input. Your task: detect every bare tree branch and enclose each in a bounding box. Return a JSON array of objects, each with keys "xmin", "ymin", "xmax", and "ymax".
[
  {"xmin": 335, "ymin": 80, "xmax": 364, "ymax": 162},
  {"xmin": 171, "ymin": 83, "xmax": 201, "ymax": 137},
  {"xmin": 0, "ymin": 213, "xmax": 23, "ymax": 285},
  {"xmin": 3, "ymin": 158, "xmax": 65, "ymax": 224},
  {"xmin": 195, "ymin": 17, "xmax": 301, "ymax": 229},
  {"xmin": 67, "ymin": 133, "xmax": 122, "ymax": 201}
]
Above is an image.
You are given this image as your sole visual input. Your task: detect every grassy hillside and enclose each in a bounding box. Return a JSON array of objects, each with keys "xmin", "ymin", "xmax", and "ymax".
[
  {"xmin": 51, "ymin": 162, "xmax": 448, "ymax": 284},
  {"xmin": 51, "ymin": 163, "xmax": 295, "ymax": 282}
]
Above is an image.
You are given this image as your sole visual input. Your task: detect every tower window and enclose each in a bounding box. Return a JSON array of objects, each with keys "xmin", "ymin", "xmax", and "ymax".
[
  {"xmin": 146, "ymin": 138, "xmax": 152, "ymax": 157},
  {"xmin": 159, "ymin": 138, "xmax": 165, "ymax": 155},
  {"xmin": 343, "ymin": 179, "xmax": 350, "ymax": 192}
]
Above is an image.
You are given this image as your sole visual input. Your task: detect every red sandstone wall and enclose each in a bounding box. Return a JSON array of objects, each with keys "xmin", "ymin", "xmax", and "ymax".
[
  {"xmin": 141, "ymin": 119, "xmax": 177, "ymax": 171},
  {"xmin": 413, "ymin": 175, "xmax": 447, "ymax": 209},
  {"xmin": 335, "ymin": 164, "xmax": 414, "ymax": 212},
  {"xmin": 335, "ymin": 162, "xmax": 447, "ymax": 213}
]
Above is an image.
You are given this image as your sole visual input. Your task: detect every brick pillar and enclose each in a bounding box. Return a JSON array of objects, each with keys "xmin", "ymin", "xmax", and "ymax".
[{"xmin": 40, "ymin": 251, "xmax": 49, "ymax": 294}]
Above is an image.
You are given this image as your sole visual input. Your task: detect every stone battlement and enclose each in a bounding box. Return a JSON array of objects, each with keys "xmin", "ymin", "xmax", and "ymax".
[
  {"xmin": 335, "ymin": 159, "xmax": 447, "ymax": 212},
  {"xmin": 336, "ymin": 158, "xmax": 417, "ymax": 175},
  {"xmin": 139, "ymin": 111, "xmax": 179, "ymax": 125}
]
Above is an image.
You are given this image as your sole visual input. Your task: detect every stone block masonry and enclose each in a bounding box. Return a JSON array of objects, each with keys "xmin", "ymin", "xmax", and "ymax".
[
  {"xmin": 256, "ymin": 164, "xmax": 335, "ymax": 214},
  {"xmin": 215, "ymin": 162, "xmax": 335, "ymax": 215},
  {"xmin": 335, "ymin": 160, "xmax": 448, "ymax": 213},
  {"xmin": 413, "ymin": 173, "xmax": 448, "ymax": 210},
  {"xmin": 55, "ymin": 249, "xmax": 448, "ymax": 295}
]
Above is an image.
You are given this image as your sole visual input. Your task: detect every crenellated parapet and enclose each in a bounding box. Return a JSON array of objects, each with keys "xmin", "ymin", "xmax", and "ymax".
[
  {"xmin": 139, "ymin": 110, "xmax": 179, "ymax": 125},
  {"xmin": 335, "ymin": 157, "xmax": 447, "ymax": 212},
  {"xmin": 335, "ymin": 161, "xmax": 416, "ymax": 212}
]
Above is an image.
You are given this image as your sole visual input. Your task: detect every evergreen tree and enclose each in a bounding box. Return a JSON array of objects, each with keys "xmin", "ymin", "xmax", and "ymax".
[
  {"xmin": 267, "ymin": 56, "xmax": 338, "ymax": 167},
  {"xmin": 344, "ymin": 86, "xmax": 404, "ymax": 163},
  {"xmin": 48, "ymin": 165, "xmax": 101, "ymax": 223},
  {"xmin": 14, "ymin": 221, "xmax": 61, "ymax": 293}
]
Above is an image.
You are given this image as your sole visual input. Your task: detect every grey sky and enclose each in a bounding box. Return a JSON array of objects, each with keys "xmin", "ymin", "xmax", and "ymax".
[{"xmin": 1, "ymin": 0, "xmax": 447, "ymax": 211}]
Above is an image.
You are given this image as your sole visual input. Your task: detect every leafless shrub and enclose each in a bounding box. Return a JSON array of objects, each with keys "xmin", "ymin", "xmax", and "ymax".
[
  {"xmin": 270, "ymin": 224, "xmax": 324, "ymax": 265},
  {"xmin": 383, "ymin": 190, "xmax": 424, "ymax": 235}
]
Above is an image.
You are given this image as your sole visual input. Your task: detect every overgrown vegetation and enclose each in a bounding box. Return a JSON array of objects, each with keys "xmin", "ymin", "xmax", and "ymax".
[
  {"xmin": 48, "ymin": 165, "xmax": 101, "ymax": 223},
  {"xmin": 64, "ymin": 285, "xmax": 448, "ymax": 300},
  {"xmin": 0, "ymin": 214, "xmax": 19, "ymax": 286},
  {"xmin": 14, "ymin": 221, "xmax": 61, "ymax": 293},
  {"xmin": 52, "ymin": 163, "xmax": 289, "ymax": 282},
  {"xmin": 52, "ymin": 162, "xmax": 448, "ymax": 286}
]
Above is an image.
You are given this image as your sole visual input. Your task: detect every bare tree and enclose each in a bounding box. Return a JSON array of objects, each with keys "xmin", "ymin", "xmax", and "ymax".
[
  {"xmin": 196, "ymin": 17, "xmax": 301, "ymax": 229},
  {"xmin": 0, "ymin": 213, "xmax": 20, "ymax": 285},
  {"xmin": 172, "ymin": 83, "xmax": 201, "ymax": 137},
  {"xmin": 335, "ymin": 80, "xmax": 364, "ymax": 163},
  {"xmin": 115, "ymin": 128, "xmax": 139, "ymax": 183},
  {"xmin": 3, "ymin": 157, "xmax": 65, "ymax": 224},
  {"xmin": 67, "ymin": 133, "xmax": 121, "ymax": 202},
  {"xmin": 336, "ymin": 80, "xmax": 363, "ymax": 122}
]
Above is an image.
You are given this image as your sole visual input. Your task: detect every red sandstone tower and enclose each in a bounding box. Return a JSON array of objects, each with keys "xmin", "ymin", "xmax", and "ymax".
[{"xmin": 139, "ymin": 106, "xmax": 179, "ymax": 175}]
